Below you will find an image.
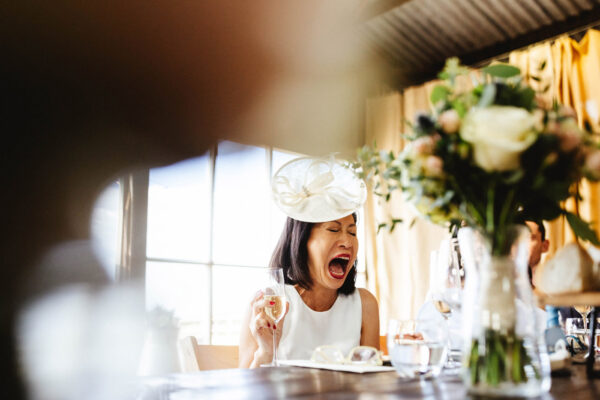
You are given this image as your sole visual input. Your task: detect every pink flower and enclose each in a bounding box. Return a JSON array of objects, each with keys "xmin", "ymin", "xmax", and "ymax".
[
  {"xmin": 547, "ymin": 118, "xmax": 583, "ymax": 152},
  {"xmin": 558, "ymin": 105, "xmax": 577, "ymax": 119},
  {"xmin": 412, "ymin": 136, "xmax": 436, "ymax": 155},
  {"xmin": 558, "ymin": 120, "xmax": 583, "ymax": 152},
  {"xmin": 585, "ymin": 150, "xmax": 600, "ymax": 179},
  {"xmin": 545, "ymin": 120, "xmax": 560, "ymax": 135},
  {"xmin": 535, "ymin": 94, "xmax": 552, "ymax": 110},
  {"xmin": 560, "ymin": 132, "xmax": 581, "ymax": 152},
  {"xmin": 438, "ymin": 109, "xmax": 461, "ymax": 134},
  {"xmin": 424, "ymin": 155, "xmax": 444, "ymax": 176}
]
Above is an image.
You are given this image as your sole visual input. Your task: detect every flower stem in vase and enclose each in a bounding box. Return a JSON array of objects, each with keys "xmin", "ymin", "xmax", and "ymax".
[{"xmin": 468, "ymin": 330, "xmax": 539, "ymax": 386}]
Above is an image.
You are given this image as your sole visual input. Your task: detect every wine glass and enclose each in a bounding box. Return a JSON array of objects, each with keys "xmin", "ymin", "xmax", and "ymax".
[
  {"xmin": 261, "ymin": 267, "xmax": 286, "ymax": 366},
  {"xmin": 429, "ymin": 240, "xmax": 463, "ymax": 369},
  {"xmin": 574, "ymin": 304, "xmax": 592, "ymax": 334}
]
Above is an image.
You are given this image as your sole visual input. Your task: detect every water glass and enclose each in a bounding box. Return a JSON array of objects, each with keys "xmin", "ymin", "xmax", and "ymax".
[
  {"xmin": 565, "ymin": 317, "xmax": 600, "ymax": 356},
  {"xmin": 387, "ymin": 319, "xmax": 447, "ymax": 379}
]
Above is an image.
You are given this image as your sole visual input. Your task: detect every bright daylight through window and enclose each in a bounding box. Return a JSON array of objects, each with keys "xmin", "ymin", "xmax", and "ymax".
[{"xmin": 91, "ymin": 141, "xmax": 366, "ymax": 345}]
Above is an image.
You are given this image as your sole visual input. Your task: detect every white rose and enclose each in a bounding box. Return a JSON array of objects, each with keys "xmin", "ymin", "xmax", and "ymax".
[{"xmin": 459, "ymin": 106, "xmax": 538, "ymax": 172}]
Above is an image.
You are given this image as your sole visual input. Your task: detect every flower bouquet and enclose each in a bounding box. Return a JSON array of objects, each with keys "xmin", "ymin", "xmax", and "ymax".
[{"xmin": 356, "ymin": 58, "xmax": 600, "ymax": 396}]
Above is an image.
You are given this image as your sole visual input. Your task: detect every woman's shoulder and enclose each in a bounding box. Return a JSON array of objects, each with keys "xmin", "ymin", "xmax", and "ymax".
[{"xmin": 357, "ymin": 288, "xmax": 378, "ymax": 311}]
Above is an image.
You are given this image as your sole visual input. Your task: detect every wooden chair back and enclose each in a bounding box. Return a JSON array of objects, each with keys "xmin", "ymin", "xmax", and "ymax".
[
  {"xmin": 379, "ymin": 335, "xmax": 388, "ymax": 355},
  {"xmin": 179, "ymin": 336, "xmax": 239, "ymax": 371}
]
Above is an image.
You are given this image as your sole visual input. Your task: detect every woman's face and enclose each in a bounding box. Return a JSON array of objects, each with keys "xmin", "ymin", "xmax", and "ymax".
[{"xmin": 306, "ymin": 214, "xmax": 358, "ymax": 291}]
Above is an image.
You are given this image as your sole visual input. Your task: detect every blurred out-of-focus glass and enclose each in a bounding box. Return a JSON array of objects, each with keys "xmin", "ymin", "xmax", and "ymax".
[{"xmin": 90, "ymin": 180, "xmax": 121, "ymax": 281}]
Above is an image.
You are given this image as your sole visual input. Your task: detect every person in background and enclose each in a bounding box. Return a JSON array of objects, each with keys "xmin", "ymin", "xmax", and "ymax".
[
  {"xmin": 524, "ymin": 220, "xmax": 550, "ymax": 288},
  {"xmin": 521, "ymin": 220, "xmax": 563, "ymax": 329}
]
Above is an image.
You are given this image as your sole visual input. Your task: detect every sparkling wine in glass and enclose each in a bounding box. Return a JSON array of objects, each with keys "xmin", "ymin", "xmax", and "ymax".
[
  {"xmin": 262, "ymin": 267, "xmax": 286, "ymax": 367},
  {"xmin": 264, "ymin": 294, "xmax": 285, "ymax": 323},
  {"xmin": 574, "ymin": 305, "xmax": 592, "ymax": 332},
  {"xmin": 433, "ymin": 299, "xmax": 452, "ymax": 319}
]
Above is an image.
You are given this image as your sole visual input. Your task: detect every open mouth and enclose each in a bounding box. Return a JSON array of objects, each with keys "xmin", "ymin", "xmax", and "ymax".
[{"xmin": 328, "ymin": 254, "xmax": 350, "ymax": 280}]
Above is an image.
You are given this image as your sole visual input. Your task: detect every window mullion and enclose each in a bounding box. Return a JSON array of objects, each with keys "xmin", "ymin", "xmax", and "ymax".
[
  {"xmin": 208, "ymin": 145, "xmax": 218, "ymax": 344},
  {"xmin": 117, "ymin": 168, "xmax": 149, "ymax": 282}
]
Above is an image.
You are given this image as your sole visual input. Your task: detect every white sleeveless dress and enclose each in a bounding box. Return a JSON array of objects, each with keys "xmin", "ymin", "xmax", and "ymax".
[{"xmin": 277, "ymin": 284, "xmax": 362, "ymax": 360}]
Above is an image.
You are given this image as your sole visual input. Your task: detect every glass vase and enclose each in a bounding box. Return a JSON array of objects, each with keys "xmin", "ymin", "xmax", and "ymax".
[{"xmin": 457, "ymin": 226, "xmax": 551, "ymax": 397}]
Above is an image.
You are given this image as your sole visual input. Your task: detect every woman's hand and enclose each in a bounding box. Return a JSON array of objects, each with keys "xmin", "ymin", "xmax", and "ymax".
[{"xmin": 248, "ymin": 291, "xmax": 289, "ymax": 366}]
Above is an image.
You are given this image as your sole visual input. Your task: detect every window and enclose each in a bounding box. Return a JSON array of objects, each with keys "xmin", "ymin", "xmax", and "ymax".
[
  {"xmin": 91, "ymin": 141, "xmax": 367, "ymax": 345},
  {"xmin": 145, "ymin": 141, "xmax": 303, "ymax": 344}
]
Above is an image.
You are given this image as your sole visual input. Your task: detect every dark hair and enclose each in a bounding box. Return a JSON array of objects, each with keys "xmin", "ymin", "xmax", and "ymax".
[
  {"xmin": 536, "ymin": 220, "xmax": 546, "ymax": 242},
  {"xmin": 269, "ymin": 214, "xmax": 357, "ymax": 295},
  {"xmin": 516, "ymin": 215, "xmax": 546, "ymax": 241}
]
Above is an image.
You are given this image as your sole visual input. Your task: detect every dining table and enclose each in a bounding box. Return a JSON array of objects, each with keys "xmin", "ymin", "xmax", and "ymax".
[{"xmin": 138, "ymin": 363, "xmax": 600, "ymax": 400}]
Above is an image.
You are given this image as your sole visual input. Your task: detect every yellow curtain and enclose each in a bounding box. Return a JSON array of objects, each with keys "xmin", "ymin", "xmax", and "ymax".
[{"xmin": 509, "ymin": 31, "xmax": 600, "ymax": 257}]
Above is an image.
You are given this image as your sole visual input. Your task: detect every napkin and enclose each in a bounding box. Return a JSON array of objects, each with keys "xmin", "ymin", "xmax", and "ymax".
[{"xmin": 277, "ymin": 359, "xmax": 395, "ymax": 373}]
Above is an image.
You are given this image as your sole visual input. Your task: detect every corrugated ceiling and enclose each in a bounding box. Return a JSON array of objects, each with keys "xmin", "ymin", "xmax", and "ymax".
[{"xmin": 360, "ymin": 0, "xmax": 600, "ymax": 88}]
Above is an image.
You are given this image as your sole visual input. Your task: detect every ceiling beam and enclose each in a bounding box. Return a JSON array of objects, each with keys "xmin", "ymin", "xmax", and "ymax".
[{"xmin": 385, "ymin": 3, "xmax": 600, "ymax": 89}]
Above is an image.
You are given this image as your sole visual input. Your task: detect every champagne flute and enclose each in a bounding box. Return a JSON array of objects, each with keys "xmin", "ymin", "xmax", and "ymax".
[
  {"xmin": 430, "ymin": 240, "xmax": 463, "ymax": 369},
  {"xmin": 262, "ymin": 267, "xmax": 286, "ymax": 366}
]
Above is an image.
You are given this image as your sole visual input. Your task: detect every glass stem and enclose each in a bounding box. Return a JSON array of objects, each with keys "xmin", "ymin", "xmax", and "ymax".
[
  {"xmin": 445, "ymin": 316, "xmax": 452, "ymax": 365},
  {"xmin": 272, "ymin": 329, "xmax": 278, "ymax": 366}
]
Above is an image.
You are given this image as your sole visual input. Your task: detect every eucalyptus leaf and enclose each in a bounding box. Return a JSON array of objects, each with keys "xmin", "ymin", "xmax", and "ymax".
[
  {"xmin": 389, "ymin": 218, "xmax": 403, "ymax": 233},
  {"xmin": 482, "ymin": 63, "xmax": 521, "ymax": 78},
  {"xmin": 430, "ymin": 84, "xmax": 451, "ymax": 104},
  {"xmin": 519, "ymin": 87, "xmax": 535, "ymax": 109},
  {"xmin": 502, "ymin": 169, "xmax": 524, "ymax": 184},
  {"xmin": 565, "ymin": 212, "xmax": 600, "ymax": 245},
  {"xmin": 451, "ymin": 100, "xmax": 467, "ymax": 118}
]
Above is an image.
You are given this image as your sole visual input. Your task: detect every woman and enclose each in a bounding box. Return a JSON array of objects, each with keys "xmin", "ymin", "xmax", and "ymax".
[{"xmin": 239, "ymin": 213, "xmax": 380, "ymax": 368}]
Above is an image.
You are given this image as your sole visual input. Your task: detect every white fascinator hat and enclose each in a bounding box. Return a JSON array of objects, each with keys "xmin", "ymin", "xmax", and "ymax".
[{"xmin": 271, "ymin": 156, "xmax": 367, "ymax": 223}]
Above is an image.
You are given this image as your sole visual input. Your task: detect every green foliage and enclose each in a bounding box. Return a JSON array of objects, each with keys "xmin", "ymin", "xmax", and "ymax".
[
  {"xmin": 430, "ymin": 84, "xmax": 451, "ymax": 105},
  {"xmin": 377, "ymin": 218, "xmax": 404, "ymax": 234},
  {"xmin": 438, "ymin": 57, "xmax": 470, "ymax": 84},
  {"xmin": 482, "ymin": 63, "xmax": 521, "ymax": 78},
  {"xmin": 566, "ymin": 212, "xmax": 600, "ymax": 246}
]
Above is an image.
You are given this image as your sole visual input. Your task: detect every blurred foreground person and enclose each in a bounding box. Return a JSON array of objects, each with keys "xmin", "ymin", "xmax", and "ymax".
[{"xmin": 1, "ymin": 2, "xmax": 374, "ymax": 398}]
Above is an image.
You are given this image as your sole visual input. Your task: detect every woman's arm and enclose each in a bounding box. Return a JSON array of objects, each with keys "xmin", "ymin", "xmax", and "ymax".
[
  {"xmin": 239, "ymin": 292, "xmax": 271, "ymax": 368},
  {"xmin": 358, "ymin": 288, "xmax": 380, "ymax": 349},
  {"xmin": 239, "ymin": 291, "xmax": 289, "ymax": 368}
]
